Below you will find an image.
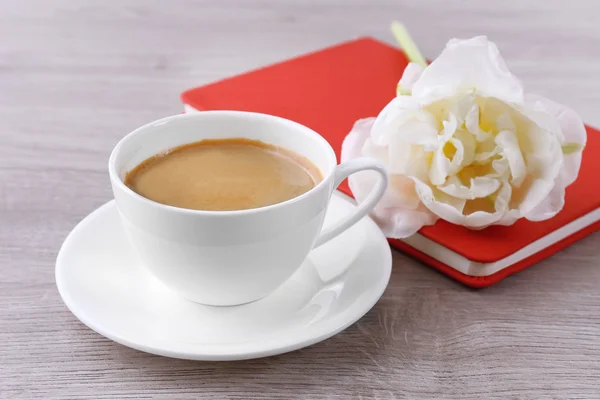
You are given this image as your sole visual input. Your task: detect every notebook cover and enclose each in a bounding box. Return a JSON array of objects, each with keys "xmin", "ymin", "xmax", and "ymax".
[{"xmin": 181, "ymin": 37, "xmax": 600, "ymax": 287}]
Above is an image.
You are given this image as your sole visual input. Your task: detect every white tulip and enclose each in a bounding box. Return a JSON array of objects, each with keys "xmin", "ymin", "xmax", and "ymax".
[{"xmin": 342, "ymin": 36, "xmax": 587, "ymax": 238}]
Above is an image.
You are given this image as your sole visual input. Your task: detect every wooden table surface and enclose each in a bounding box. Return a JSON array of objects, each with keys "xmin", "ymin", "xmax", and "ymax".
[{"xmin": 2, "ymin": 0, "xmax": 600, "ymax": 398}]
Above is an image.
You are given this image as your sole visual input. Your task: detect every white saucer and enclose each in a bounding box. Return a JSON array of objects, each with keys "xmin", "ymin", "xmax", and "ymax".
[{"xmin": 56, "ymin": 192, "xmax": 392, "ymax": 361}]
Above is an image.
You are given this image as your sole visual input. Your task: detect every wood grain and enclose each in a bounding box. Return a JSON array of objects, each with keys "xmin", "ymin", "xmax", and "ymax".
[{"xmin": 1, "ymin": 0, "xmax": 600, "ymax": 398}]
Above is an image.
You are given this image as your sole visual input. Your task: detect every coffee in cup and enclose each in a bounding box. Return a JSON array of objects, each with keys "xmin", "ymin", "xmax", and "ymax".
[{"xmin": 124, "ymin": 138, "xmax": 322, "ymax": 211}]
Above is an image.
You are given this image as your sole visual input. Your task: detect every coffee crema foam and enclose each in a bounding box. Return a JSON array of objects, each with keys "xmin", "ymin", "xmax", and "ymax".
[{"xmin": 125, "ymin": 138, "xmax": 322, "ymax": 211}]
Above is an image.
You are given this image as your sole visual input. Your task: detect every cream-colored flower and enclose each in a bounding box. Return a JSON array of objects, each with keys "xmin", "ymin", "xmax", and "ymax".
[{"xmin": 342, "ymin": 36, "xmax": 587, "ymax": 238}]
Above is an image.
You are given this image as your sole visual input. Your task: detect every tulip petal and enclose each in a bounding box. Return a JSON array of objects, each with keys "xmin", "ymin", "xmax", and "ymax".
[
  {"xmin": 525, "ymin": 174, "xmax": 566, "ymax": 221},
  {"xmin": 393, "ymin": 110, "xmax": 440, "ymax": 151},
  {"xmin": 496, "ymin": 111, "xmax": 516, "ymax": 132},
  {"xmin": 439, "ymin": 175, "xmax": 501, "ymax": 200},
  {"xmin": 397, "ymin": 62, "xmax": 425, "ymax": 95},
  {"xmin": 371, "ymin": 97, "xmax": 421, "ymax": 145},
  {"xmin": 465, "ymin": 103, "xmax": 493, "ymax": 142},
  {"xmin": 441, "ymin": 113, "xmax": 458, "ymax": 142},
  {"xmin": 453, "ymin": 128, "xmax": 476, "ymax": 167},
  {"xmin": 465, "ymin": 103, "xmax": 479, "ymax": 133},
  {"xmin": 474, "ymin": 147, "xmax": 499, "ymax": 163},
  {"xmin": 491, "ymin": 157, "xmax": 509, "ymax": 178},
  {"xmin": 509, "ymin": 114, "xmax": 564, "ymax": 216},
  {"xmin": 462, "ymin": 181, "xmax": 512, "ymax": 227},
  {"xmin": 384, "ymin": 175, "xmax": 423, "ymax": 210},
  {"xmin": 470, "ymin": 177, "xmax": 501, "ymax": 198},
  {"xmin": 448, "ymin": 138, "xmax": 465, "ymax": 172},
  {"xmin": 413, "ymin": 178, "xmax": 467, "ymax": 223},
  {"xmin": 341, "ymin": 118, "xmax": 375, "ymax": 163},
  {"xmin": 412, "ymin": 36, "xmax": 524, "ymax": 105},
  {"xmin": 474, "ymin": 136, "xmax": 499, "ymax": 163},
  {"xmin": 429, "ymin": 145, "xmax": 451, "ymax": 186},
  {"xmin": 462, "ymin": 211, "xmax": 503, "ymax": 228},
  {"xmin": 374, "ymin": 207, "xmax": 438, "ymax": 238},
  {"xmin": 494, "ymin": 183, "xmax": 522, "ymax": 225},
  {"xmin": 525, "ymin": 93, "xmax": 587, "ymax": 186},
  {"xmin": 388, "ymin": 139, "xmax": 430, "ymax": 181},
  {"xmin": 437, "ymin": 176, "xmax": 470, "ymax": 199},
  {"xmin": 495, "ymin": 130, "xmax": 526, "ymax": 187},
  {"xmin": 516, "ymin": 178, "xmax": 556, "ymax": 216}
]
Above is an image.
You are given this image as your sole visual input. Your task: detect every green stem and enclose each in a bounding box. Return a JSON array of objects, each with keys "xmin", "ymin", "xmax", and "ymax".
[{"xmin": 390, "ymin": 21, "xmax": 428, "ymax": 68}]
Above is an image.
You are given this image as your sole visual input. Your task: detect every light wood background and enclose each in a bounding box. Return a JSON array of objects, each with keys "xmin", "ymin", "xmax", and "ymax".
[{"xmin": 2, "ymin": 0, "xmax": 600, "ymax": 399}]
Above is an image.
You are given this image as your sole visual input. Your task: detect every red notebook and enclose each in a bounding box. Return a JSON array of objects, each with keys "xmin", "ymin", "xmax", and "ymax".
[{"xmin": 181, "ymin": 37, "xmax": 600, "ymax": 287}]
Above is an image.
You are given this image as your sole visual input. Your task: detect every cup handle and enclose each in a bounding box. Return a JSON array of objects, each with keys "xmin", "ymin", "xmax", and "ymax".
[{"xmin": 313, "ymin": 157, "xmax": 388, "ymax": 248}]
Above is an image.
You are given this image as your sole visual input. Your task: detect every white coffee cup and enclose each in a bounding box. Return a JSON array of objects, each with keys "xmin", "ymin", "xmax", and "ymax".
[{"xmin": 109, "ymin": 111, "xmax": 387, "ymax": 306}]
